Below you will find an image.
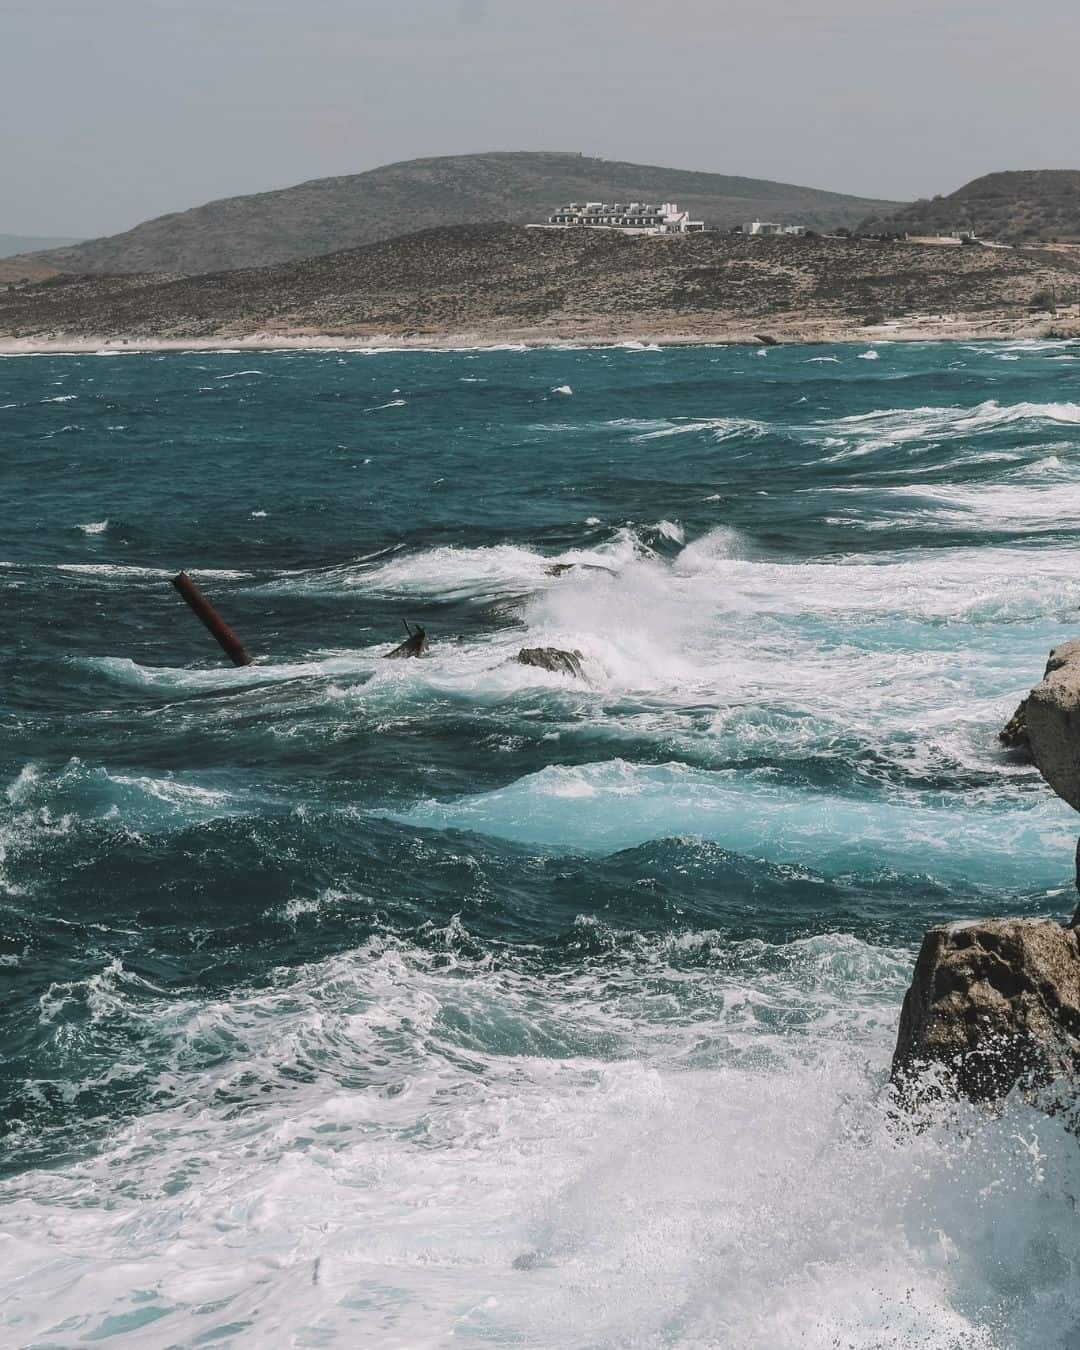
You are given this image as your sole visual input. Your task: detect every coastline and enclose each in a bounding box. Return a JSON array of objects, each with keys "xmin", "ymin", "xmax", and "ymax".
[
  {"xmin": 5, "ymin": 228, "xmax": 1078, "ymax": 356},
  {"xmin": 0, "ymin": 309, "xmax": 1076, "ymax": 356},
  {"xmin": 6, "ymin": 301, "xmax": 1080, "ymax": 1347}
]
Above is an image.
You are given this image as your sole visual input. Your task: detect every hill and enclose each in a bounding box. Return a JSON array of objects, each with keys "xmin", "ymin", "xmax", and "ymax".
[
  {"xmin": 3, "ymin": 223, "xmax": 1078, "ymax": 348},
  {"xmin": 861, "ymin": 170, "xmax": 1080, "ymax": 243},
  {"xmin": 14, "ymin": 151, "xmax": 903, "ymax": 277},
  {"xmin": 0, "ymin": 233, "xmax": 81, "ymax": 259}
]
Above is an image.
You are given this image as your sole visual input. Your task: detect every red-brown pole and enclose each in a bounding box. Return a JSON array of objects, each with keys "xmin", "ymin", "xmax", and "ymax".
[{"xmin": 171, "ymin": 571, "xmax": 253, "ymax": 667}]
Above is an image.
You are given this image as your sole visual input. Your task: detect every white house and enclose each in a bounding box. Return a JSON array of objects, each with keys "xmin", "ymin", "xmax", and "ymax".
[
  {"xmin": 537, "ymin": 201, "xmax": 705, "ymax": 235},
  {"xmin": 746, "ymin": 221, "xmax": 807, "ymax": 237}
]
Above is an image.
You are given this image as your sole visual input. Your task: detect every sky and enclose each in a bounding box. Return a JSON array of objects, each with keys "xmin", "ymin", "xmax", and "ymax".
[{"xmin": 2, "ymin": 0, "xmax": 1079, "ymax": 239}]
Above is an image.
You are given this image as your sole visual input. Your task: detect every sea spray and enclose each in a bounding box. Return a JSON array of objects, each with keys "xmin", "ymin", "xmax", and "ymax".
[{"xmin": 3, "ymin": 342, "xmax": 1080, "ymax": 1346}]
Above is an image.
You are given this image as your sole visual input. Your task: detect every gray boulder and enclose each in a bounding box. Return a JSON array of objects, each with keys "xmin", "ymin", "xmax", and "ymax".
[
  {"xmin": 517, "ymin": 647, "xmax": 585, "ymax": 678},
  {"xmin": 892, "ymin": 918, "xmax": 1080, "ymax": 1103},
  {"xmin": 1020, "ymin": 638, "xmax": 1080, "ymax": 809}
]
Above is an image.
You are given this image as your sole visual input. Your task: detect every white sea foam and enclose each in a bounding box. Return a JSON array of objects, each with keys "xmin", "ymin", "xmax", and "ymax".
[
  {"xmin": 239, "ymin": 529, "xmax": 1080, "ymax": 778},
  {"xmin": 10, "ymin": 349, "xmax": 1080, "ymax": 1347},
  {"xmin": 634, "ymin": 416, "xmax": 768, "ymax": 442},
  {"xmin": 550, "ymin": 384, "xmax": 573, "ymax": 395},
  {"xmin": 606, "ymin": 416, "xmax": 677, "ymax": 434},
  {"xmin": 1, "ymin": 926, "xmax": 1076, "ymax": 1347},
  {"xmin": 993, "ymin": 339, "xmax": 1080, "ymax": 354},
  {"xmin": 0, "ymin": 763, "xmax": 249, "ymax": 901},
  {"xmin": 76, "ymin": 520, "xmax": 108, "ymax": 535},
  {"xmin": 58, "ymin": 563, "xmax": 173, "ymax": 578},
  {"xmin": 56, "ymin": 564, "xmax": 250, "ymax": 581},
  {"xmin": 811, "ymin": 400, "xmax": 1080, "ymax": 460},
  {"xmin": 812, "ymin": 461, "xmax": 1080, "ymax": 532},
  {"xmin": 875, "ymin": 481, "xmax": 1080, "ymax": 532},
  {"xmin": 105, "ymin": 771, "xmax": 248, "ymax": 821},
  {"xmin": 268, "ymin": 531, "xmax": 645, "ymax": 601},
  {"xmin": 85, "ymin": 651, "xmax": 381, "ymax": 694},
  {"xmin": 212, "ymin": 527, "xmax": 1079, "ymax": 824}
]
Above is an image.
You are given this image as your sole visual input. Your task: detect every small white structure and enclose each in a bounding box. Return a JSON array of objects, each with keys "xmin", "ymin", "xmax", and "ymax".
[
  {"xmin": 538, "ymin": 201, "xmax": 705, "ymax": 235},
  {"xmin": 746, "ymin": 221, "xmax": 806, "ymax": 237}
]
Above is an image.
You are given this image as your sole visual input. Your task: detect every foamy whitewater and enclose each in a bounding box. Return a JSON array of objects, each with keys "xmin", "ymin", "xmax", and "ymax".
[{"xmin": 2, "ymin": 342, "xmax": 1080, "ymax": 1347}]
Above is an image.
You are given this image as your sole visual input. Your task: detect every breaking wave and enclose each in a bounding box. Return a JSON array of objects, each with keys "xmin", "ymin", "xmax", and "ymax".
[{"xmin": 6, "ymin": 341, "xmax": 1080, "ymax": 1347}]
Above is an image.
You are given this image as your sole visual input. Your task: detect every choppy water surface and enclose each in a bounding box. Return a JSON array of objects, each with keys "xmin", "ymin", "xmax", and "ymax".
[{"xmin": 3, "ymin": 341, "xmax": 1080, "ymax": 1348}]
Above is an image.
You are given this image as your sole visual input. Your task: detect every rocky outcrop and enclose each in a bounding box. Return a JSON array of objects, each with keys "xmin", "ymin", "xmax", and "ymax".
[
  {"xmin": 998, "ymin": 702, "xmax": 1030, "ymax": 752},
  {"xmin": 892, "ymin": 918, "xmax": 1080, "ymax": 1103},
  {"xmin": 517, "ymin": 647, "xmax": 585, "ymax": 678},
  {"xmin": 1022, "ymin": 638, "xmax": 1080, "ymax": 810},
  {"xmin": 893, "ymin": 640, "xmax": 1080, "ymax": 1111},
  {"xmin": 384, "ymin": 623, "xmax": 428, "ymax": 659}
]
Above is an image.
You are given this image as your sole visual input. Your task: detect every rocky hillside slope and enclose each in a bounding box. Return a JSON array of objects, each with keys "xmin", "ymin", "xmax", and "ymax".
[
  {"xmin": 3, "ymin": 225, "xmax": 1078, "ymax": 346},
  {"xmin": 862, "ymin": 170, "xmax": 1080, "ymax": 243},
  {"xmin": 0, "ymin": 233, "xmax": 81, "ymax": 259},
  {"xmin": 12, "ymin": 152, "xmax": 903, "ymax": 276}
]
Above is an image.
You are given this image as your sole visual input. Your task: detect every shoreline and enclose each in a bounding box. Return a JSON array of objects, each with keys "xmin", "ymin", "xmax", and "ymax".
[
  {"xmin": 5, "ymin": 227, "xmax": 1078, "ymax": 357},
  {"xmin": 1, "ymin": 326, "xmax": 1076, "ymax": 358},
  {"xmin": 0, "ymin": 308, "xmax": 1076, "ymax": 357}
]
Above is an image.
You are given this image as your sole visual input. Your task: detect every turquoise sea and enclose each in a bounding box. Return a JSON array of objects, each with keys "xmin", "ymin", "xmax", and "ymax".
[{"xmin": 3, "ymin": 340, "xmax": 1080, "ymax": 1347}]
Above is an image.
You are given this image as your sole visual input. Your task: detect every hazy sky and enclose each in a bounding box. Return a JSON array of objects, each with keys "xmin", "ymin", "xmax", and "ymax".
[{"xmin": 3, "ymin": 0, "xmax": 1078, "ymax": 238}]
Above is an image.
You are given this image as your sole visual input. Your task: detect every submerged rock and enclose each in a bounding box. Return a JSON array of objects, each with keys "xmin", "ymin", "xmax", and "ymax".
[
  {"xmin": 517, "ymin": 647, "xmax": 585, "ymax": 678},
  {"xmin": 892, "ymin": 918, "xmax": 1080, "ymax": 1103},
  {"xmin": 1023, "ymin": 638, "xmax": 1080, "ymax": 810},
  {"xmin": 543, "ymin": 562, "xmax": 617, "ymax": 578},
  {"xmin": 384, "ymin": 623, "xmax": 428, "ymax": 659}
]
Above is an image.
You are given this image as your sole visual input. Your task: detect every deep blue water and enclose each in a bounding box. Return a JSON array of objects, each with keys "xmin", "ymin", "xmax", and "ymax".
[{"xmin": 3, "ymin": 341, "xmax": 1080, "ymax": 1347}]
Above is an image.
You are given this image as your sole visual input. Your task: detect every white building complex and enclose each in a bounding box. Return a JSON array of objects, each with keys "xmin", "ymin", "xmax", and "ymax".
[
  {"xmin": 746, "ymin": 221, "xmax": 807, "ymax": 236},
  {"xmin": 538, "ymin": 202, "xmax": 706, "ymax": 235}
]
